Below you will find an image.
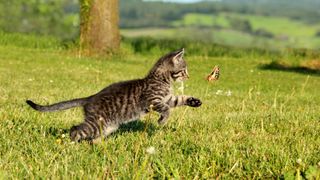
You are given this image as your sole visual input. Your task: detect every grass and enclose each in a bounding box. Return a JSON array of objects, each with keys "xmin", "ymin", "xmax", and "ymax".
[
  {"xmin": 0, "ymin": 34, "xmax": 320, "ymax": 179},
  {"xmin": 0, "ymin": 31, "xmax": 62, "ymax": 50}
]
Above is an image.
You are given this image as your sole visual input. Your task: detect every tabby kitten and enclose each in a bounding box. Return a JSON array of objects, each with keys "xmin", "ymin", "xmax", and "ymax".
[{"xmin": 26, "ymin": 48, "xmax": 202, "ymax": 142}]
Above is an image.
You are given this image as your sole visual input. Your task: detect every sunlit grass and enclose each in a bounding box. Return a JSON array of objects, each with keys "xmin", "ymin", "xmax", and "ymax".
[{"xmin": 0, "ymin": 34, "xmax": 319, "ymax": 178}]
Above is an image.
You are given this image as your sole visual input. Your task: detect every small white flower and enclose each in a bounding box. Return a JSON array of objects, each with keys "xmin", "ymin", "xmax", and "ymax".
[
  {"xmin": 226, "ymin": 90, "xmax": 232, "ymax": 96},
  {"xmin": 61, "ymin": 134, "xmax": 66, "ymax": 138},
  {"xmin": 146, "ymin": 146, "xmax": 156, "ymax": 155},
  {"xmin": 50, "ymin": 80, "xmax": 54, "ymax": 83},
  {"xmin": 216, "ymin": 90, "xmax": 223, "ymax": 95},
  {"xmin": 296, "ymin": 158, "xmax": 302, "ymax": 164},
  {"xmin": 28, "ymin": 78, "xmax": 33, "ymax": 81},
  {"xmin": 250, "ymin": 69, "xmax": 254, "ymax": 73}
]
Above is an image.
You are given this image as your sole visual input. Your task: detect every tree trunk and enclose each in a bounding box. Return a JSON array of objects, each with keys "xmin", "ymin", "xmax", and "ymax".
[{"xmin": 79, "ymin": 0, "xmax": 120, "ymax": 56}]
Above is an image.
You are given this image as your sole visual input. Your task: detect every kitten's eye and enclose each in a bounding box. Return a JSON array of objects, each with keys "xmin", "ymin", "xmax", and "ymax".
[{"xmin": 171, "ymin": 70, "xmax": 184, "ymax": 78}]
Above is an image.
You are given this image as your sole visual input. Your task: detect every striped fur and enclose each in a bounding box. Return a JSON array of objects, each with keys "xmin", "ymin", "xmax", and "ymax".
[{"xmin": 26, "ymin": 48, "xmax": 202, "ymax": 142}]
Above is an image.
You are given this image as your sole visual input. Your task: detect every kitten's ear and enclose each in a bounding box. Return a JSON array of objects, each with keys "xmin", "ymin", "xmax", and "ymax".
[{"xmin": 172, "ymin": 48, "xmax": 184, "ymax": 64}]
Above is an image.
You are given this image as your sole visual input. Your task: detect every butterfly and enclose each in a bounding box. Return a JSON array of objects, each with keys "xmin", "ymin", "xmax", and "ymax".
[{"xmin": 206, "ymin": 66, "xmax": 220, "ymax": 82}]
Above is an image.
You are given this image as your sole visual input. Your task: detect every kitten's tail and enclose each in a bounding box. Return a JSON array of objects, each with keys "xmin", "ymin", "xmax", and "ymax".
[{"xmin": 26, "ymin": 97, "xmax": 89, "ymax": 112}]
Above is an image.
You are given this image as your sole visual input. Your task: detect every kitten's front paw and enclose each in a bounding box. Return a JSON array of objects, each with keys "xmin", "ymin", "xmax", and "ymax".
[{"xmin": 186, "ymin": 97, "xmax": 202, "ymax": 107}]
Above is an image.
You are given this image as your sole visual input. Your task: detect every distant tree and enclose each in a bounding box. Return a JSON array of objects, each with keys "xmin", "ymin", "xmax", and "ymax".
[
  {"xmin": 228, "ymin": 17, "xmax": 252, "ymax": 33},
  {"xmin": 79, "ymin": 0, "xmax": 120, "ymax": 56},
  {"xmin": 254, "ymin": 28, "xmax": 274, "ymax": 38},
  {"xmin": 0, "ymin": 0, "xmax": 77, "ymax": 38}
]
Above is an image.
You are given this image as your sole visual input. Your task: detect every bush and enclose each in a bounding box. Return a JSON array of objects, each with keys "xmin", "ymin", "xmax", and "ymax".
[
  {"xmin": 253, "ymin": 28, "xmax": 274, "ymax": 38},
  {"xmin": 124, "ymin": 37, "xmax": 274, "ymax": 58},
  {"xmin": 228, "ymin": 17, "xmax": 253, "ymax": 33}
]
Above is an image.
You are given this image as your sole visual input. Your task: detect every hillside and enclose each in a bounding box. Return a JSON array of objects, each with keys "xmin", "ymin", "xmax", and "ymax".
[
  {"xmin": 1, "ymin": 0, "xmax": 320, "ymax": 50},
  {"xmin": 122, "ymin": 12, "xmax": 320, "ymax": 50}
]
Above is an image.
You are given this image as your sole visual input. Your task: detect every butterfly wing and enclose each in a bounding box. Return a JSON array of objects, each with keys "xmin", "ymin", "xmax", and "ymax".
[{"xmin": 207, "ymin": 66, "xmax": 220, "ymax": 81}]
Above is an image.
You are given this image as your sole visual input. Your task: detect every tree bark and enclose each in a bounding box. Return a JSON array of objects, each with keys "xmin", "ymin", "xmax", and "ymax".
[{"xmin": 79, "ymin": 0, "xmax": 120, "ymax": 56}]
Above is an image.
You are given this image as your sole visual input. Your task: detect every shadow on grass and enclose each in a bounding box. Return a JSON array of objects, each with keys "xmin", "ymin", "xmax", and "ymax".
[
  {"xmin": 259, "ymin": 61, "xmax": 320, "ymax": 76},
  {"xmin": 46, "ymin": 120, "xmax": 158, "ymax": 138},
  {"xmin": 47, "ymin": 127, "xmax": 69, "ymax": 137},
  {"xmin": 117, "ymin": 120, "xmax": 158, "ymax": 137}
]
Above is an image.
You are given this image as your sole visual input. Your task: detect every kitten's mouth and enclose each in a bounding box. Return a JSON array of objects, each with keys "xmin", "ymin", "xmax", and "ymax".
[{"xmin": 174, "ymin": 77, "xmax": 188, "ymax": 82}]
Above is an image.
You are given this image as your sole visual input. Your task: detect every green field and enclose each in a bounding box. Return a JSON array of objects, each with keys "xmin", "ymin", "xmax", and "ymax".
[
  {"xmin": 172, "ymin": 13, "xmax": 229, "ymax": 28},
  {"xmin": 173, "ymin": 13, "xmax": 320, "ymax": 37},
  {"xmin": 122, "ymin": 12, "xmax": 320, "ymax": 50},
  {"xmin": 0, "ymin": 34, "xmax": 319, "ymax": 178}
]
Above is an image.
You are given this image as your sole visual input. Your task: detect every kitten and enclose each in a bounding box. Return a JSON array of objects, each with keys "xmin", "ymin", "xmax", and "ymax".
[{"xmin": 26, "ymin": 48, "xmax": 202, "ymax": 142}]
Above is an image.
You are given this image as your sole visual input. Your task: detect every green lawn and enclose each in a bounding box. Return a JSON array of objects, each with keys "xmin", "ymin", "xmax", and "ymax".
[{"xmin": 0, "ymin": 35, "xmax": 319, "ymax": 179}]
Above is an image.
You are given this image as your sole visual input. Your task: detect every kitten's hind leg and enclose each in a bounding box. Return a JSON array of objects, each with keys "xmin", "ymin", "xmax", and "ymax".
[
  {"xmin": 70, "ymin": 124, "xmax": 89, "ymax": 142},
  {"xmin": 92, "ymin": 124, "xmax": 119, "ymax": 144},
  {"xmin": 70, "ymin": 122, "xmax": 119, "ymax": 143},
  {"xmin": 102, "ymin": 124, "xmax": 119, "ymax": 137},
  {"xmin": 70, "ymin": 118, "xmax": 102, "ymax": 142}
]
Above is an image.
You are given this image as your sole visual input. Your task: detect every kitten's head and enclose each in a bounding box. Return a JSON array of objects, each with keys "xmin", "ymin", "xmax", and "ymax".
[
  {"xmin": 164, "ymin": 48, "xmax": 189, "ymax": 82},
  {"xmin": 149, "ymin": 48, "xmax": 189, "ymax": 82}
]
